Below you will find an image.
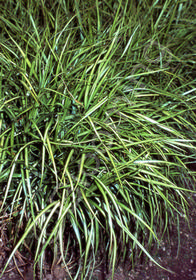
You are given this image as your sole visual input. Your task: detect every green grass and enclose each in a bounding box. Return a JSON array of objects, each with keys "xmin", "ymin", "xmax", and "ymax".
[{"xmin": 0, "ymin": 0, "xmax": 196, "ymax": 279}]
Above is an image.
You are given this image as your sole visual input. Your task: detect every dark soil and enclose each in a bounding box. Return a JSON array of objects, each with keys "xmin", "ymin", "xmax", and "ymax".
[
  {"xmin": 0, "ymin": 194, "xmax": 195, "ymax": 280},
  {"xmin": 128, "ymin": 193, "xmax": 196, "ymax": 280}
]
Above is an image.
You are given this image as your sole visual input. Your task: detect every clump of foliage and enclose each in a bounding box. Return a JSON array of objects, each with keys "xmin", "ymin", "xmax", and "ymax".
[{"xmin": 0, "ymin": 0, "xmax": 196, "ymax": 279}]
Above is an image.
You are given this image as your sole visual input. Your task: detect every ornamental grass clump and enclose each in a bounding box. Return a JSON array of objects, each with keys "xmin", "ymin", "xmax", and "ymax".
[{"xmin": 0, "ymin": 0, "xmax": 196, "ymax": 279}]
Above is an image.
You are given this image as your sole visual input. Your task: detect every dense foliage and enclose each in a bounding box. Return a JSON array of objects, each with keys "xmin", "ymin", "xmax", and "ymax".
[{"xmin": 0, "ymin": 0, "xmax": 196, "ymax": 279}]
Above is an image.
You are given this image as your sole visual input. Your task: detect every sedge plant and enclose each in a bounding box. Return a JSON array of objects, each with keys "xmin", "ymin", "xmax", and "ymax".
[{"xmin": 0, "ymin": 0, "xmax": 196, "ymax": 279}]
